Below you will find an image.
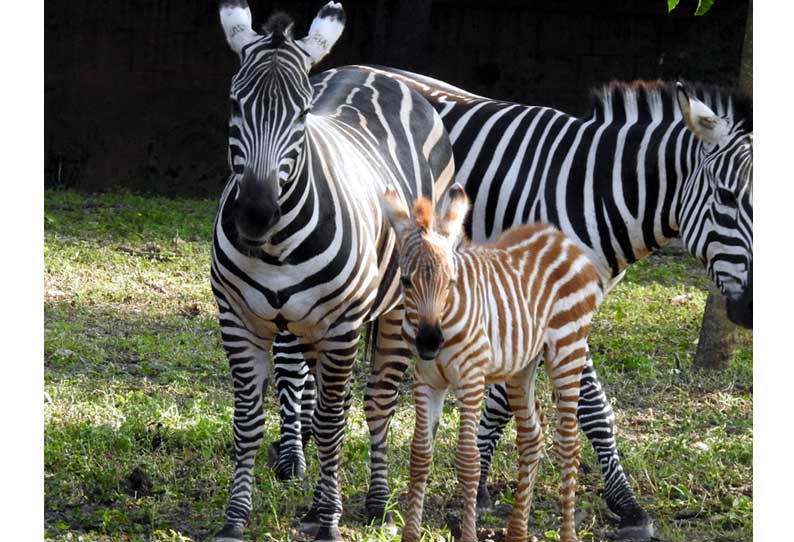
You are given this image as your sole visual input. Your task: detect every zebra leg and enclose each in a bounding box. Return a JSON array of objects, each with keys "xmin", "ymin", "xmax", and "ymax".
[
  {"xmin": 402, "ymin": 382, "xmax": 446, "ymax": 542},
  {"xmin": 476, "ymin": 382, "xmax": 513, "ymax": 513},
  {"xmin": 578, "ymin": 356, "xmax": 654, "ymax": 539},
  {"xmin": 267, "ymin": 333, "xmax": 316, "ymax": 481},
  {"xmin": 454, "ymin": 379, "xmax": 485, "ymax": 542},
  {"xmin": 298, "ymin": 330, "xmax": 359, "ymax": 542},
  {"xmin": 215, "ymin": 334, "xmax": 271, "ymax": 542},
  {"xmin": 301, "ymin": 370, "xmax": 317, "ymax": 448},
  {"xmin": 504, "ymin": 369, "xmax": 543, "ymax": 542},
  {"xmin": 548, "ymin": 348, "xmax": 585, "ymax": 542},
  {"xmin": 364, "ymin": 309, "xmax": 410, "ymax": 523}
]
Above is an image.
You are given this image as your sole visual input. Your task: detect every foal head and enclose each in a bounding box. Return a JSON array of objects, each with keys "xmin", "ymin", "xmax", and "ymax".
[{"xmin": 383, "ymin": 184, "xmax": 470, "ymax": 360}]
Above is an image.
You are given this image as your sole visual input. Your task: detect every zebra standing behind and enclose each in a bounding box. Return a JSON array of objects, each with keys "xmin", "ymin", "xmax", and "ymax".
[
  {"xmin": 212, "ymin": 3, "xmax": 454, "ymax": 541},
  {"xmin": 384, "ymin": 184, "xmax": 603, "ymax": 542},
  {"xmin": 354, "ymin": 68, "xmax": 752, "ymax": 539}
]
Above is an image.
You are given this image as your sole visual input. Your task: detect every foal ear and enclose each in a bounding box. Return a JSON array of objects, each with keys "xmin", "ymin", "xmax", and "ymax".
[
  {"xmin": 382, "ymin": 186, "xmax": 412, "ymax": 243},
  {"xmin": 438, "ymin": 183, "xmax": 470, "ymax": 244},
  {"xmin": 296, "ymin": 1, "xmax": 346, "ymax": 68},
  {"xmin": 219, "ymin": 1, "xmax": 259, "ymax": 59},
  {"xmin": 676, "ymin": 82, "xmax": 730, "ymax": 146}
]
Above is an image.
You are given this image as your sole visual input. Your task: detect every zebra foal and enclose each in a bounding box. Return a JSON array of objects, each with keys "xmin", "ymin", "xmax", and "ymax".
[{"xmin": 384, "ymin": 184, "xmax": 603, "ymax": 542}]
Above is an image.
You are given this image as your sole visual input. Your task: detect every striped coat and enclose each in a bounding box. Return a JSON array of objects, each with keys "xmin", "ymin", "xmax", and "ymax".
[
  {"xmin": 384, "ymin": 184, "xmax": 602, "ymax": 542},
  {"xmin": 212, "ymin": 4, "xmax": 454, "ymax": 542}
]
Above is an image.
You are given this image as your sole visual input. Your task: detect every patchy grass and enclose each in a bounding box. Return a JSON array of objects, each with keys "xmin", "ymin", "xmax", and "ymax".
[{"xmin": 44, "ymin": 190, "xmax": 752, "ymax": 542}]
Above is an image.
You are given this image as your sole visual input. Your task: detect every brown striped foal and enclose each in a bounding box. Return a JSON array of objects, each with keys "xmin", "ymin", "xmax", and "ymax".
[{"xmin": 383, "ymin": 183, "xmax": 603, "ymax": 542}]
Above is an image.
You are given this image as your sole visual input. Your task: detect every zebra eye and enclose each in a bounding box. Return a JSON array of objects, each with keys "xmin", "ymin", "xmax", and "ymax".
[
  {"xmin": 230, "ymin": 98, "xmax": 242, "ymax": 118},
  {"xmin": 401, "ymin": 276, "xmax": 412, "ymax": 289},
  {"xmin": 297, "ymin": 108, "xmax": 310, "ymax": 121},
  {"xmin": 716, "ymin": 187, "xmax": 737, "ymax": 205}
]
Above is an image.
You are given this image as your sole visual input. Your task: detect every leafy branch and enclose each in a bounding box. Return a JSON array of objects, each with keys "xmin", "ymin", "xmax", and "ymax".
[{"xmin": 668, "ymin": 0, "xmax": 716, "ymax": 16}]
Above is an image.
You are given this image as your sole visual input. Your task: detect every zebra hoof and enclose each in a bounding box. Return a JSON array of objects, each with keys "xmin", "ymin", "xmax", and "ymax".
[
  {"xmin": 299, "ymin": 509, "xmax": 322, "ymax": 537},
  {"xmin": 613, "ymin": 517, "xmax": 655, "ymax": 541},
  {"xmin": 267, "ymin": 441, "xmax": 306, "ymax": 481},
  {"xmin": 313, "ymin": 525, "xmax": 343, "ymax": 542},
  {"xmin": 365, "ymin": 505, "xmax": 393, "ymax": 527},
  {"xmin": 214, "ymin": 523, "xmax": 244, "ymax": 542},
  {"xmin": 476, "ymin": 483, "xmax": 493, "ymax": 514},
  {"xmin": 266, "ymin": 441, "xmax": 280, "ymax": 468}
]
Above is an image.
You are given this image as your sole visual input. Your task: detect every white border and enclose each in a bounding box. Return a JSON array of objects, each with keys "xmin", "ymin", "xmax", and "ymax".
[{"xmin": 0, "ymin": 1, "xmax": 44, "ymax": 538}]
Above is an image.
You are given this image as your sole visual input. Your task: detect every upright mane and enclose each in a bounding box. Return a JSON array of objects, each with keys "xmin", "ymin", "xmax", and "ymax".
[
  {"xmin": 589, "ymin": 80, "xmax": 752, "ymax": 131},
  {"xmin": 262, "ymin": 12, "xmax": 294, "ymax": 48}
]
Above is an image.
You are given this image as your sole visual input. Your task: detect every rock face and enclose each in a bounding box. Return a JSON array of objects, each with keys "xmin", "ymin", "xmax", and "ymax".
[{"xmin": 45, "ymin": 0, "xmax": 750, "ymax": 196}]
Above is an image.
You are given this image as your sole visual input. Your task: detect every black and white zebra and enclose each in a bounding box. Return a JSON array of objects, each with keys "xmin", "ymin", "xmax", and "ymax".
[
  {"xmin": 210, "ymin": 3, "xmax": 454, "ymax": 541},
  {"xmin": 259, "ymin": 66, "xmax": 752, "ymax": 538},
  {"xmin": 354, "ymin": 67, "xmax": 753, "ymax": 538}
]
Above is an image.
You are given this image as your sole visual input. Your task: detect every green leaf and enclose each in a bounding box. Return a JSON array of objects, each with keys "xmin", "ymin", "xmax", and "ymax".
[
  {"xmin": 668, "ymin": 0, "xmax": 681, "ymax": 12},
  {"xmin": 695, "ymin": 0, "xmax": 716, "ymax": 15}
]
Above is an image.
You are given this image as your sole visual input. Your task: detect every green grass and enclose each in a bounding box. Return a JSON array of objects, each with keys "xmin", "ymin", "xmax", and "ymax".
[{"xmin": 44, "ymin": 190, "xmax": 752, "ymax": 542}]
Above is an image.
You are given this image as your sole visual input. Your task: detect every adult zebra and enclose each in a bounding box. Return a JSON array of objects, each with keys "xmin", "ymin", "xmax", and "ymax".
[
  {"xmin": 210, "ymin": 4, "xmax": 454, "ymax": 542},
  {"xmin": 356, "ymin": 67, "xmax": 753, "ymax": 538},
  {"xmin": 270, "ymin": 73, "xmax": 753, "ymax": 538}
]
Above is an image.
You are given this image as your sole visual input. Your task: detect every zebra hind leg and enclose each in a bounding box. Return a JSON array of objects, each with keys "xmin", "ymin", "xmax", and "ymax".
[
  {"xmin": 475, "ymin": 382, "xmax": 513, "ymax": 513},
  {"xmin": 577, "ymin": 356, "xmax": 654, "ymax": 540}
]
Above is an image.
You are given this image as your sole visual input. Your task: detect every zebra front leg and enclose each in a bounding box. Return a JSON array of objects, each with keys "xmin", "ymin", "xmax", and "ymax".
[
  {"xmin": 268, "ymin": 333, "xmax": 316, "ymax": 481},
  {"xmin": 215, "ymin": 335, "xmax": 272, "ymax": 542},
  {"xmin": 402, "ymin": 382, "xmax": 446, "ymax": 542},
  {"xmin": 454, "ymin": 379, "xmax": 485, "ymax": 542},
  {"xmin": 504, "ymin": 368, "xmax": 543, "ymax": 542},
  {"xmin": 577, "ymin": 356, "xmax": 654, "ymax": 539},
  {"xmin": 299, "ymin": 330, "xmax": 359, "ymax": 542},
  {"xmin": 364, "ymin": 309, "xmax": 411, "ymax": 523}
]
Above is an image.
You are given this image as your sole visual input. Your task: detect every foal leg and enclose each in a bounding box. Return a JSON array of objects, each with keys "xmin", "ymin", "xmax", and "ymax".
[
  {"xmin": 504, "ymin": 367, "xmax": 543, "ymax": 542},
  {"xmin": 402, "ymin": 382, "xmax": 446, "ymax": 542},
  {"xmin": 547, "ymin": 342, "xmax": 586, "ymax": 542},
  {"xmin": 454, "ymin": 380, "xmax": 485, "ymax": 542}
]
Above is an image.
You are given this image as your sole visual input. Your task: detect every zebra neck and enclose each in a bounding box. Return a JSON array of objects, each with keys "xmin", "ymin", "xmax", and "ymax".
[{"xmin": 574, "ymin": 115, "xmax": 698, "ymax": 279}]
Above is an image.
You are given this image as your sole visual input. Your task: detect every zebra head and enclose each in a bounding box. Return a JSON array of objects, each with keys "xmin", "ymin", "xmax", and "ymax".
[
  {"xmin": 219, "ymin": 1, "xmax": 345, "ymax": 246},
  {"xmin": 383, "ymin": 184, "xmax": 470, "ymax": 361},
  {"xmin": 675, "ymin": 83, "xmax": 753, "ymax": 329}
]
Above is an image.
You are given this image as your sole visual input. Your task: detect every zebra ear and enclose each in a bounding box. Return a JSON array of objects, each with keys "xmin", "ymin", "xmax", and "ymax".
[
  {"xmin": 219, "ymin": 1, "xmax": 259, "ymax": 58},
  {"xmin": 382, "ymin": 187, "xmax": 412, "ymax": 243},
  {"xmin": 676, "ymin": 82, "xmax": 730, "ymax": 146},
  {"xmin": 296, "ymin": 2, "xmax": 345, "ymax": 68},
  {"xmin": 438, "ymin": 183, "xmax": 470, "ymax": 244}
]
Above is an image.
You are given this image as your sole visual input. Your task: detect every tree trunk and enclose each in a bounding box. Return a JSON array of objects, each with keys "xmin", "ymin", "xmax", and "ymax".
[
  {"xmin": 693, "ymin": 283, "xmax": 738, "ymax": 369},
  {"xmin": 692, "ymin": 0, "xmax": 751, "ymax": 370}
]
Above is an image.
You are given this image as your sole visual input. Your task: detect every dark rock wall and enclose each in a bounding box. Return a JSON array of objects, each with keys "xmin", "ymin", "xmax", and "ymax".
[{"xmin": 45, "ymin": 0, "xmax": 749, "ymax": 196}]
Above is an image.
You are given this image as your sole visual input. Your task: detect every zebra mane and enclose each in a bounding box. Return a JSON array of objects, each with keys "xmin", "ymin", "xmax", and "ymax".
[
  {"xmin": 590, "ymin": 80, "xmax": 752, "ymax": 131},
  {"xmin": 262, "ymin": 12, "xmax": 294, "ymax": 48}
]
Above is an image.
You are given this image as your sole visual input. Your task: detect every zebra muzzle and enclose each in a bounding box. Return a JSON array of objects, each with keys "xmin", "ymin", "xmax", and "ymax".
[
  {"xmin": 415, "ymin": 321, "xmax": 444, "ymax": 360},
  {"xmin": 234, "ymin": 172, "xmax": 282, "ymax": 242}
]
